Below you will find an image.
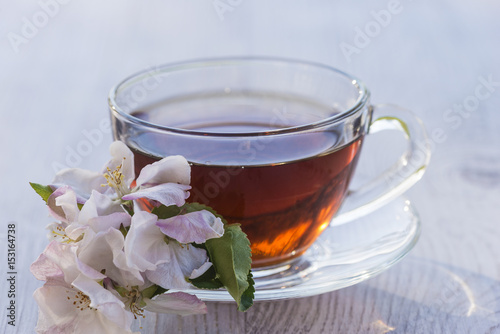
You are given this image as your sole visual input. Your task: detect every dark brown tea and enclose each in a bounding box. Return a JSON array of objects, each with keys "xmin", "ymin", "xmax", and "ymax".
[
  {"xmin": 128, "ymin": 95, "xmax": 363, "ymax": 267},
  {"xmin": 132, "ymin": 140, "xmax": 362, "ymax": 267}
]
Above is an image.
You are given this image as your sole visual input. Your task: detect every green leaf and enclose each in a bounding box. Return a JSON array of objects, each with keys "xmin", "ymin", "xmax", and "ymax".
[
  {"xmin": 183, "ymin": 203, "xmax": 228, "ymax": 224},
  {"xmin": 238, "ymin": 272, "xmax": 255, "ymax": 312},
  {"xmin": 189, "ymin": 265, "xmax": 224, "ymax": 290},
  {"xmin": 30, "ymin": 182, "xmax": 84, "ymax": 210},
  {"xmin": 121, "ymin": 202, "xmax": 134, "ymax": 216},
  {"xmin": 205, "ymin": 224, "xmax": 252, "ymax": 310},
  {"xmin": 114, "ymin": 286, "xmax": 128, "ymax": 298},
  {"xmin": 151, "ymin": 204, "xmax": 181, "ymax": 219},
  {"xmin": 152, "ymin": 202, "xmax": 228, "ymax": 225},
  {"xmin": 141, "ymin": 284, "xmax": 168, "ymax": 299},
  {"xmin": 29, "ymin": 182, "xmax": 54, "ymax": 204},
  {"xmin": 150, "ymin": 286, "xmax": 168, "ymax": 299},
  {"xmin": 119, "ymin": 224, "xmax": 129, "ymax": 238}
]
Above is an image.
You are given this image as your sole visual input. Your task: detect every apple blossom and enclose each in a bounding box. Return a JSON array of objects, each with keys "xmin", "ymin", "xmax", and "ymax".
[
  {"xmin": 31, "ymin": 242, "xmax": 135, "ymax": 334},
  {"xmin": 124, "ymin": 210, "xmax": 221, "ymax": 290},
  {"xmin": 30, "ymin": 139, "xmax": 255, "ymax": 329},
  {"xmin": 52, "ymin": 141, "xmax": 191, "ymax": 209}
]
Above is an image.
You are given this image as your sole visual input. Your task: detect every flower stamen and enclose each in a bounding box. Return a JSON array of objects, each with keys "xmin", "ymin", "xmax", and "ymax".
[
  {"xmin": 67, "ymin": 289, "xmax": 94, "ymax": 312},
  {"xmin": 51, "ymin": 225, "xmax": 76, "ymax": 244},
  {"xmin": 127, "ymin": 287, "xmax": 146, "ymax": 319},
  {"xmin": 102, "ymin": 158, "xmax": 129, "ymax": 198}
]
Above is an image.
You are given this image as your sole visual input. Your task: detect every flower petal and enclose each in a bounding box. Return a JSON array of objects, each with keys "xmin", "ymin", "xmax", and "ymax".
[
  {"xmin": 47, "ymin": 186, "xmax": 80, "ymax": 223},
  {"xmin": 46, "ymin": 221, "xmax": 71, "ymax": 243},
  {"xmin": 64, "ymin": 223, "xmax": 88, "ymax": 241},
  {"xmin": 67, "ymin": 212, "xmax": 132, "ymax": 241},
  {"xmin": 34, "ymin": 282, "xmax": 134, "ymax": 334},
  {"xmin": 34, "ymin": 285, "xmax": 83, "ymax": 333},
  {"xmin": 30, "ymin": 241, "xmax": 105, "ymax": 285},
  {"xmin": 72, "ymin": 274, "xmax": 125, "ymax": 308},
  {"xmin": 136, "ymin": 155, "xmax": 190, "ymax": 187},
  {"xmin": 156, "ymin": 210, "xmax": 224, "ymax": 244},
  {"xmin": 124, "ymin": 211, "xmax": 170, "ymax": 272},
  {"xmin": 144, "ymin": 292, "xmax": 207, "ymax": 316},
  {"xmin": 72, "ymin": 274, "xmax": 133, "ymax": 331},
  {"xmin": 78, "ymin": 190, "xmax": 125, "ymax": 223},
  {"xmin": 30, "ymin": 252, "xmax": 65, "ymax": 285},
  {"xmin": 122, "ymin": 183, "xmax": 190, "ymax": 207},
  {"xmin": 65, "ymin": 191, "xmax": 131, "ymax": 240},
  {"xmin": 77, "ymin": 228, "xmax": 144, "ymax": 288},
  {"xmin": 146, "ymin": 242, "xmax": 209, "ymax": 290},
  {"xmin": 104, "ymin": 141, "xmax": 135, "ymax": 188},
  {"xmin": 52, "ymin": 168, "xmax": 107, "ymax": 200},
  {"xmin": 189, "ymin": 261, "xmax": 213, "ymax": 280},
  {"xmin": 72, "ymin": 312, "xmax": 135, "ymax": 334},
  {"xmin": 88, "ymin": 212, "xmax": 132, "ymax": 231}
]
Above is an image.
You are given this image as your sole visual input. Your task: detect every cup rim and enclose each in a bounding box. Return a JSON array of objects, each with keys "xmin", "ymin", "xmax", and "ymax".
[{"xmin": 108, "ymin": 57, "xmax": 370, "ymax": 137}]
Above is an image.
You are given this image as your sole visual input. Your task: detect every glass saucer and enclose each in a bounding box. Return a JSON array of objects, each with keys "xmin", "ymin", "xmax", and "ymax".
[{"xmin": 185, "ymin": 196, "xmax": 420, "ymax": 301}]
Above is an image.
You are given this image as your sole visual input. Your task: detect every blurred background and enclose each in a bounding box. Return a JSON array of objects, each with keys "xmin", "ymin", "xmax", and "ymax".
[{"xmin": 1, "ymin": 0, "xmax": 499, "ymax": 332}]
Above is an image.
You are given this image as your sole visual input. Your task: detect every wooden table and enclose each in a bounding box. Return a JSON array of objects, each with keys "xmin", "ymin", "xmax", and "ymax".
[{"xmin": 2, "ymin": 1, "xmax": 499, "ymax": 333}]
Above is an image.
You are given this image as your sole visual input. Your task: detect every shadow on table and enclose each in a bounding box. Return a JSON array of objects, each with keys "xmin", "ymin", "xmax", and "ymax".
[{"xmin": 135, "ymin": 256, "xmax": 500, "ymax": 334}]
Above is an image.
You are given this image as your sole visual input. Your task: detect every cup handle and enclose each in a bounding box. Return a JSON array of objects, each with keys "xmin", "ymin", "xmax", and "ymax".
[{"xmin": 332, "ymin": 104, "xmax": 431, "ymax": 226}]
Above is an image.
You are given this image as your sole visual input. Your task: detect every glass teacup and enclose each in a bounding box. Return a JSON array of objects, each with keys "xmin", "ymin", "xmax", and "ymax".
[{"xmin": 109, "ymin": 58, "xmax": 430, "ymax": 268}]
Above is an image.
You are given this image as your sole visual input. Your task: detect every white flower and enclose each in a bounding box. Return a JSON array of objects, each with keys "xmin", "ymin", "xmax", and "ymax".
[
  {"xmin": 31, "ymin": 240, "xmax": 104, "ymax": 285},
  {"xmin": 76, "ymin": 227, "xmax": 144, "ymax": 289},
  {"xmin": 156, "ymin": 210, "xmax": 224, "ymax": 244},
  {"xmin": 31, "ymin": 242, "xmax": 136, "ymax": 334},
  {"xmin": 47, "ymin": 185, "xmax": 80, "ymax": 223},
  {"xmin": 64, "ymin": 190, "xmax": 132, "ymax": 241},
  {"xmin": 33, "ymin": 140, "xmax": 225, "ymax": 324},
  {"xmin": 52, "ymin": 141, "xmax": 191, "ymax": 209},
  {"xmin": 45, "ymin": 186, "xmax": 81, "ymax": 243},
  {"xmin": 146, "ymin": 241, "xmax": 212, "ymax": 290},
  {"xmin": 32, "ymin": 236, "xmax": 207, "ymax": 332},
  {"xmin": 34, "ymin": 277, "xmax": 136, "ymax": 334},
  {"xmin": 124, "ymin": 210, "xmax": 222, "ymax": 290},
  {"xmin": 65, "ymin": 222, "xmax": 207, "ymax": 316},
  {"xmin": 45, "ymin": 186, "xmax": 131, "ymax": 243}
]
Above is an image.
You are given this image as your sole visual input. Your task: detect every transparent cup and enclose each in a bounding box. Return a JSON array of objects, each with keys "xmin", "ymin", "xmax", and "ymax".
[{"xmin": 109, "ymin": 57, "xmax": 430, "ymax": 268}]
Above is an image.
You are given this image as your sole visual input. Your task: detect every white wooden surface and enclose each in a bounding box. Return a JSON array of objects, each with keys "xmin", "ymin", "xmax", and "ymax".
[{"xmin": 1, "ymin": 1, "xmax": 500, "ymax": 333}]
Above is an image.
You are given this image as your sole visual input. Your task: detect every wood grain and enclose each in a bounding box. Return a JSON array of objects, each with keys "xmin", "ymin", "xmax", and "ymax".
[{"xmin": 1, "ymin": 0, "xmax": 499, "ymax": 333}]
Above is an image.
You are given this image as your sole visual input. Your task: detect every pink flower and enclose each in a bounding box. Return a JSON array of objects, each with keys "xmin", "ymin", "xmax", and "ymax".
[
  {"xmin": 156, "ymin": 210, "xmax": 224, "ymax": 244},
  {"xmin": 52, "ymin": 141, "xmax": 191, "ymax": 209},
  {"xmin": 45, "ymin": 186, "xmax": 131, "ymax": 243},
  {"xmin": 125, "ymin": 210, "xmax": 223, "ymax": 290},
  {"xmin": 31, "ymin": 242, "xmax": 135, "ymax": 334},
  {"xmin": 31, "ymin": 238, "xmax": 208, "ymax": 334}
]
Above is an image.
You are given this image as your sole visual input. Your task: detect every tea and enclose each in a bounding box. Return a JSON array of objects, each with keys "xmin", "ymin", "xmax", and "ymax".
[
  {"xmin": 128, "ymin": 96, "xmax": 362, "ymax": 266},
  {"xmin": 132, "ymin": 139, "xmax": 361, "ymax": 267}
]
